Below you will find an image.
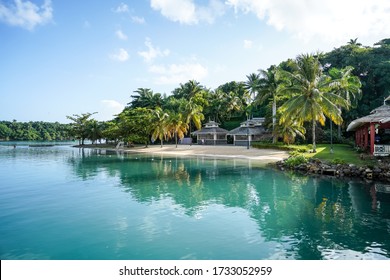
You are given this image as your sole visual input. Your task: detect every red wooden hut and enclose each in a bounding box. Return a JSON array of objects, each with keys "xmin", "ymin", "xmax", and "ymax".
[{"xmin": 347, "ymin": 103, "xmax": 390, "ymax": 156}]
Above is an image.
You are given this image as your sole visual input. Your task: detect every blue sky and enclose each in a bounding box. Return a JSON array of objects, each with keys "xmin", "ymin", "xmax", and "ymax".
[{"xmin": 1, "ymin": 0, "xmax": 389, "ymax": 123}]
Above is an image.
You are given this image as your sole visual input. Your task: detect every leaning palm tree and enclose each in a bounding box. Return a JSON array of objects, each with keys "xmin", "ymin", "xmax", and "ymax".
[
  {"xmin": 274, "ymin": 118, "xmax": 306, "ymax": 145},
  {"xmin": 278, "ymin": 54, "xmax": 349, "ymax": 152},
  {"xmin": 328, "ymin": 66, "xmax": 362, "ymax": 137},
  {"xmin": 255, "ymin": 65, "xmax": 279, "ymax": 143},
  {"xmin": 151, "ymin": 107, "xmax": 169, "ymax": 147}
]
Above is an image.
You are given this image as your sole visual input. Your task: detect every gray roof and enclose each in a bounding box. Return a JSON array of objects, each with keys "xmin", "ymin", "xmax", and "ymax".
[
  {"xmin": 347, "ymin": 104, "xmax": 390, "ymax": 131},
  {"xmin": 228, "ymin": 126, "xmax": 266, "ymax": 136},
  {"xmin": 192, "ymin": 127, "xmax": 229, "ymax": 135}
]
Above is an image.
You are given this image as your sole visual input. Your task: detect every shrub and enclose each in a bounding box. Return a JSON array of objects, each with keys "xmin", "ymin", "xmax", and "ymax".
[
  {"xmin": 289, "ymin": 151, "xmax": 303, "ymax": 157},
  {"xmin": 284, "ymin": 155, "xmax": 308, "ymax": 168},
  {"xmin": 331, "ymin": 158, "xmax": 347, "ymax": 165}
]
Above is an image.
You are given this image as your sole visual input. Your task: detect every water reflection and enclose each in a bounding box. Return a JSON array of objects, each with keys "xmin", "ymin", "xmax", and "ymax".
[{"xmin": 66, "ymin": 148, "xmax": 390, "ymax": 259}]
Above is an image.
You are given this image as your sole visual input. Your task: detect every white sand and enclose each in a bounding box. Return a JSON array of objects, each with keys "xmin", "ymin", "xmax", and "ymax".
[{"xmin": 118, "ymin": 144, "xmax": 289, "ymax": 163}]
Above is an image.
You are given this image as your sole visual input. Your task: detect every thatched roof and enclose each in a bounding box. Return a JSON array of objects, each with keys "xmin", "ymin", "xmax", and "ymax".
[{"xmin": 347, "ymin": 104, "xmax": 390, "ymax": 131}]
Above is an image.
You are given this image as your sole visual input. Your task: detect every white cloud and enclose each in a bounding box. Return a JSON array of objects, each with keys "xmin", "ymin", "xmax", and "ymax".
[
  {"xmin": 226, "ymin": 0, "xmax": 390, "ymax": 43},
  {"xmin": 149, "ymin": 62, "xmax": 208, "ymax": 85},
  {"xmin": 150, "ymin": 0, "xmax": 225, "ymax": 24},
  {"xmin": 109, "ymin": 48, "xmax": 129, "ymax": 62},
  {"xmin": 243, "ymin": 39, "xmax": 253, "ymax": 49},
  {"xmin": 131, "ymin": 16, "xmax": 145, "ymax": 24},
  {"xmin": 101, "ymin": 99, "xmax": 124, "ymax": 111},
  {"xmin": 114, "ymin": 2, "xmax": 129, "ymax": 13},
  {"xmin": 0, "ymin": 0, "xmax": 53, "ymax": 30},
  {"xmin": 138, "ymin": 38, "xmax": 170, "ymax": 63},
  {"xmin": 99, "ymin": 100, "xmax": 125, "ymax": 121},
  {"xmin": 115, "ymin": 29, "xmax": 128, "ymax": 40}
]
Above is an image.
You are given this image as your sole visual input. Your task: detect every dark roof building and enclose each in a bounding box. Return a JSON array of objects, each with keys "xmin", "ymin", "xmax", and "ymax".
[
  {"xmin": 192, "ymin": 121, "xmax": 228, "ymax": 145},
  {"xmin": 228, "ymin": 118, "xmax": 268, "ymax": 146}
]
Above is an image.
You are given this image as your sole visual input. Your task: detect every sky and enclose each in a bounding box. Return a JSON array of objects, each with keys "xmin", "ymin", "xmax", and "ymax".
[{"xmin": 1, "ymin": 0, "xmax": 390, "ymax": 123}]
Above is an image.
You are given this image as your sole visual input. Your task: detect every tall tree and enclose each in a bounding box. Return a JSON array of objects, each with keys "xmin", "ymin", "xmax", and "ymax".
[
  {"xmin": 328, "ymin": 66, "xmax": 362, "ymax": 137},
  {"xmin": 255, "ymin": 65, "xmax": 279, "ymax": 143},
  {"xmin": 278, "ymin": 54, "xmax": 349, "ymax": 152},
  {"xmin": 167, "ymin": 112, "xmax": 188, "ymax": 147},
  {"xmin": 182, "ymin": 97, "xmax": 204, "ymax": 135},
  {"xmin": 66, "ymin": 112, "xmax": 97, "ymax": 145},
  {"xmin": 151, "ymin": 107, "xmax": 169, "ymax": 147},
  {"xmin": 129, "ymin": 88, "xmax": 163, "ymax": 109}
]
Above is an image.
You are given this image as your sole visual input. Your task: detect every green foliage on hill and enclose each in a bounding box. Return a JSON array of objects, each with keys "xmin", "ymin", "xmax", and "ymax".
[{"xmin": 0, "ymin": 120, "xmax": 72, "ymax": 141}]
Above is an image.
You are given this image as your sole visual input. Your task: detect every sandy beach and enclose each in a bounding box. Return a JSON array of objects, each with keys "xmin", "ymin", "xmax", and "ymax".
[{"xmin": 116, "ymin": 144, "xmax": 289, "ymax": 163}]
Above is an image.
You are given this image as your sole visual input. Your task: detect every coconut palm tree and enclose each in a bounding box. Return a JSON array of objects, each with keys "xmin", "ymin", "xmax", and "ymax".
[
  {"xmin": 167, "ymin": 112, "xmax": 188, "ymax": 147},
  {"xmin": 129, "ymin": 88, "xmax": 163, "ymax": 109},
  {"xmin": 181, "ymin": 97, "xmax": 204, "ymax": 135},
  {"xmin": 328, "ymin": 66, "xmax": 362, "ymax": 137},
  {"xmin": 244, "ymin": 73, "xmax": 260, "ymax": 103},
  {"xmin": 274, "ymin": 118, "xmax": 306, "ymax": 145},
  {"xmin": 151, "ymin": 107, "xmax": 169, "ymax": 147},
  {"xmin": 255, "ymin": 65, "xmax": 279, "ymax": 143},
  {"xmin": 278, "ymin": 54, "xmax": 349, "ymax": 152}
]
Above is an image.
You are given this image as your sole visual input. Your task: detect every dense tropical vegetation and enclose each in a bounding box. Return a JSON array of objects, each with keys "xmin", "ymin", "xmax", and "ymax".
[
  {"xmin": 2, "ymin": 39, "xmax": 390, "ymax": 148},
  {"xmin": 0, "ymin": 120, "xmax": 71, "ymax": 141}
]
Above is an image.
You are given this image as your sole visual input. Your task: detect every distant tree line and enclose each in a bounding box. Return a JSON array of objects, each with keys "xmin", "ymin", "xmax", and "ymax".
[{"xmin": 0, "ymin": 120, "xmax": 72, "ymax": 141}]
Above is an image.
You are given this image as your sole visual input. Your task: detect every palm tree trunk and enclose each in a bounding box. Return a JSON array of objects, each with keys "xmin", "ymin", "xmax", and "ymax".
[
  {"xmin": 337, "ymin": 124, "xmax": 341, "ymax": 138},
  {"xmin": 175, "ymin": 132, "xmax": 178, "ymax": 148},
  {"xmin": 312, "ymin": 119, "xmax": 316, "ymax": 152},
  {"xmin": 272, "ymin": 100, "xmax": 277, "ymax": 143},
  {"xmin": 337, "ymin": 106, "xmax": 342, "ymax": 138}
]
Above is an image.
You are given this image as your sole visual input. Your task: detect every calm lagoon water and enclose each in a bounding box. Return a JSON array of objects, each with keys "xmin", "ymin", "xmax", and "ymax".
[{"xmin": 0, "ymin": 143, "xmax": 389, "ymax": 260}]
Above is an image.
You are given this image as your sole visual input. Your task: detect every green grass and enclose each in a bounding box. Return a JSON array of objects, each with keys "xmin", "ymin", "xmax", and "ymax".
[
  {"xmin": 253, "ymin": 142, "xmax": 371, "ymax": 166},
  {"xmin": 306, "ymin": 144, "xmax": 368, "ymax": 166}
]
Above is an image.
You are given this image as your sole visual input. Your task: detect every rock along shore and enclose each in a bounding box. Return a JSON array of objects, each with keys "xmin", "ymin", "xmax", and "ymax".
[{"xmin": 275, "ymin": 157, "xmax": 390, "ymax": 182}]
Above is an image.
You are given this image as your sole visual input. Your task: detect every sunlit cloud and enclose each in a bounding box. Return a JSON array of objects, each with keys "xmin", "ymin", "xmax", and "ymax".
[
  {"xmin": 149, "ymin": 62, "xmax": 208, "ymax": 85},
  {"xmin": 226, "ymin": 0, "xmax": 390, "ymax": 43},
  {"xmin": 138, "ymin": 38, "xmax": 170, "ymax": 63},
  {"xmin": 109, "ymin": 48, "xmax": 129, "ymax": 62},
  {"xmin": 131, "ymin": 16, "xmax": 145, "ymax": 24},
  {"xmin": 114, "ymin": 2, "xmax": 129, "ymax": 13},
  {"xmin": 0, "ymin": 0, "xmax": 53, "ymax": 30},
  {"xmin": 98, "ymin": 100, "xmax": 125, "ymax": 121},
  {"xmin": 150, "ymin": 0, "xmax": 225, "ymax": 24},
  {"xmin": 115, "ymin": 29, "xmax": 128, "ymax": 40}
]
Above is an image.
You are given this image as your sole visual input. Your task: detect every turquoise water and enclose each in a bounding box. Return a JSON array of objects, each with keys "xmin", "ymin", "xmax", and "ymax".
[{"xmin": 0, "ymin": 144, "xmax": 389, "ymax": 260}]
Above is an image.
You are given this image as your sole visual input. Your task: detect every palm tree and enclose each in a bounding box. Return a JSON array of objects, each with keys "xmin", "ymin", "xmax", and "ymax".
[
  {"xmin": 274, "ymin": 118, "xmax": 306, "ymax": 145},
  {"xmin": 278, "ymin": 54, "xmax": 349, "ymax": 152},
  {"xmin": 255, "ymin": 65, "xmax": 279, "ymax": 143},
  {"xmin": 174, "ymin": 80, "xmax": 203, "ymax": 99},
  {"xmin": 244, "ymin": 73, "xmax": 260, "ymax": 103},
  {"xmin": 129, "ymin": 88, "xmax": 163, "ymax": 109},
  {"xmin": 151, "ymin": 107, "xmax": 169, "ymax": 147},
  {"xmin": 167, "ymin": 112, "xmax": 188, "ymax": 147},
  {"xmin": 328, "ymin": 66, "xmax": 362, "ymax": 137},
  {"xmin": 183, "ymin": 98, "xmax": 204, "ymax": 134}
]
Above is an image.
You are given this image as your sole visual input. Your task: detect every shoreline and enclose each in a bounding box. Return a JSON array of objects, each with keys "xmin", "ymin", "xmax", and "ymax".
[{"xmin": 79, "ymin": 144, "xmax": 290, "ymax": 164}]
